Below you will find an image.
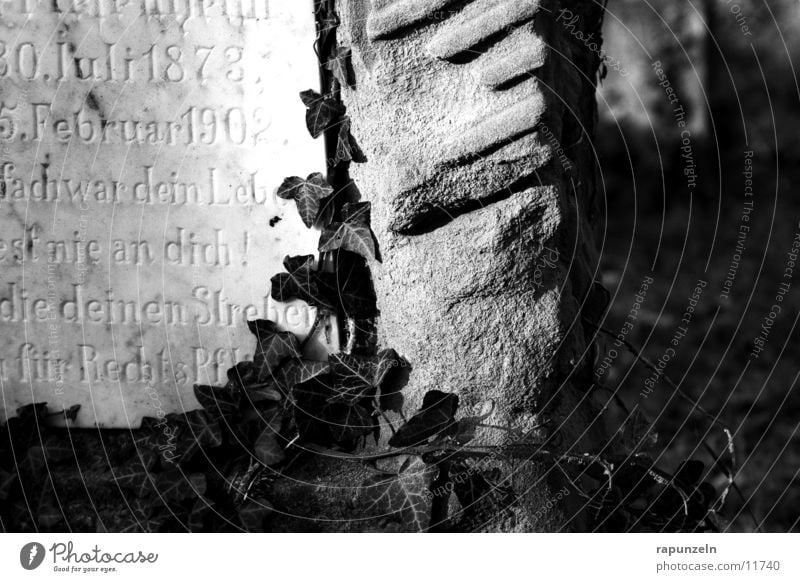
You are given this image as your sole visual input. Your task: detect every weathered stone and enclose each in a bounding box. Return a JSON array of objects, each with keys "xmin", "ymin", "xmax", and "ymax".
[
  {"xmin": 0, "ymin": 0, "xmax": 330, "ymax": 426},
  {"xmin": 278, "ymin": 0, "xmax": 606, "ymax": 531}
]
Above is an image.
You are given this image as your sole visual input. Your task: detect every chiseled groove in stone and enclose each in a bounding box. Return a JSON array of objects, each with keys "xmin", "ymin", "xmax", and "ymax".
[
  {"xmin": 390, "ymin": 134, "xmax": 555, "ymax": 236},
  {"xmin": 441, "ymin": 93, "xmax": 546, "ymax": 164},
  {"xmin": 390, "ymin": 131, "xmax": 547, "ymax": 213},
  {"xmin": 426, "ymin": 0, "xmax": 540, "ymax": 60},
  {"xmin": 366, "ymin": 0, "xmax": 464, "ymax": 40},
  {"xmin": 396, "ymin": 170, "xmax": 553, "ymax": 237},
  {"xmin": 471, "ymin": 32, "xmax": 547, "ymax": 89}
]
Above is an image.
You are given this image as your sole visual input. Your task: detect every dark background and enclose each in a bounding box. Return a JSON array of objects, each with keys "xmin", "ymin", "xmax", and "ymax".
[{"xmin": 593, "ymin": 0, "xmax": 800, "ymax": 532}]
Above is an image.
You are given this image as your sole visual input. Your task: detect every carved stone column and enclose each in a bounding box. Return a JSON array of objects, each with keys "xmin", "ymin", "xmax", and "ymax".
[
  {"xmin": 273, "ymin": 0, "xmax": 607, "ymax": 531},
  {"xmin": 342, "ymin": 0, "xmax": 604, "ymax": 497}
]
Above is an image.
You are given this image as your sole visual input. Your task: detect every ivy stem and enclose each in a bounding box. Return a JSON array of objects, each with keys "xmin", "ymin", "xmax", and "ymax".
[
  {"xmin": 344, "ymin": 318, "xmax": 357, "ymax": 354},
  {"xmin": 428, "ymin": 461, "xmax": 452, "ymax": 532},
  {"xmin": 306, "ymin": 442, "xmax": 566, "ymax": 463},
  {"xmin": 300, "ymin": 310, "xmax": 326, "ymax": 351}
]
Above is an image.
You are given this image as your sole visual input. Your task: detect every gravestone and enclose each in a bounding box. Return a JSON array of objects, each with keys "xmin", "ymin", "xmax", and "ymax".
[{"xmin": 0, "ymin": 0, "xmax": 330, "ymax": 426}]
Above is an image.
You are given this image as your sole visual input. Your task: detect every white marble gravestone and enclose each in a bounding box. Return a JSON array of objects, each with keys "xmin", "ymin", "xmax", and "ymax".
[{"xmin": 0, "ymin": 0, "xmax": 329, "ymax": 426}]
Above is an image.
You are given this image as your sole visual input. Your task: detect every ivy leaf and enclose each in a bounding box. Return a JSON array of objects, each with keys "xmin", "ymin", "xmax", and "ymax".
[
  {"xmin": 449, "ymin": 465, "xmax": 515, "ymax": 523},
  {"xmin": 335, "ymin": 117, "xmax": 366, "ymax": 164},
  {"xmin": 238, "ymin": 392, "xmax": 282, "ymax": 439},
  {"xmin": 248, "ymin": 319, "xmax": 302, "ymax": 382},
  {"xmin": 116, "ymin": 499, "xmax": 164, "ymax": 533},
  {"xmin": 24, "ymin": 441, "xmax": 76, "ymax": 473},
  {"xmin": 155, "ymin": 470, "xmax": 207, "ymax": 503},
  {"xmin": 227, "ymin": 362, "xmax": 284, "ymax": 411},
  {"xmin": 133, "ymin": 418, "xmax": 178, "ymax": 469},
  {"xmin": 276, "ymin": 173, "xmax": 334, "ymax": 228},
  {"xmin": 11, "ymin": 403, "xmax": 49, "ymax": 452},
  {"xmin": 319, "ymin": 203, "xmax": 376, "ymax": 261},
  {"xmin": 450, "ymin": 419, "xmax": 481, "ymax": 446},
  {"xmin": 16, "ymin": 402, "xmax": 49, "ymax": 422},
  {"xmin": 21, "ymin": 446, "xmax": 45, "ymax": 475},
  {"xmin": 245, "ymin": 384, "xmax": 283, "ymax": 404},
  {"xmin": 374, "ymin": 348, "xmax": 405, "ymax": 389},
  {"xmin": 451, "ymin": 401, "xmax": 495, "ymax": 445},
  {"xmin": 182, "ymin": 410, "xmax": 224, "ymax": 447},
  {"xmin": 270, "ymin": 255, "xmax": 337, "ymax": 312},
  {"xmin": 449, "ymin": 463, "xmax": 491, "ymax": 508},
  {"xmin": 676, "ymin": 460, "xmax": 706, "ymax": 487},
  {"xmin": 139, "ymin": 415, "xmax": 165, "ymax": 432},
  {"xmin": 326, "ymin": 350, "xmax": 407, "ymax": 407},
  {"xmin": 0, "ymin": 468, "xmax": 17, "ymax": 501},
  {"xmin": 226, "ymin": 361, "xmax": 259, "ymax": 390},
  {"xmin": 114, "ymin": 462, "xmax": 155, "ymax": 498},
  {"xmin": 172, "ymin": 410, "xmax": 223, "ymax": 461},
  {"xmin": 236, "ymin": 401, "xmax": 283, "ymax": 445},
  {"xmin": 611, "ymin": 460, "xmax": 658, "ymax": 499},
  {"xmin": 4, "ymin": 419, "xmax": 38, "ymax": 458},
  {"xmin": 117, "ymin": 500, "xmax": 164, "ymax": 533},
  {"xmin": 300, "ymin": 89, "xmax": 345, "ymax": 138},
  {"xmin": 275, "ymin": 359, "xmax": 331, "ymax": 393},
  {"xmin": 360, "ymin": 457, "xmax": 435, "ymax": 532},
  {"xmin": 389, "ymin": 391, "xmax": 459, "ymax": 448},
  {"xmin": 328, "ymin": 352, "xmax": 376, "ymax": 403},
  {"xmin": 324, "ymin": 401, "xmax": 375, "ymax": 443},
  {"xmin": 133, "ymin": 418, "xmax": 163, "ymax": 454},
  {"xmin": 341, "ymin": 201, "xmax": 371, "ymax": 224},
  {"xmin": 132, "ymin": 448, "xmax": 159, "ymax": 472},
  {"xmin": 253, "ymin": 428, "xmax": 285, "ymax": 466},
  {"xmin": 375, "ymin": 349, "xmax": 410, "ymax": 412},
  {"xmin": 62, "ymin": 404, "xmax": 81, "ymax": 422},
  {"xmin": 188, "ymin": 497, "xmax": 215, "ymax": 532},
  {"xmin": 238, "ymin": 498, "xmax": 274, "ymax": 532},
  {"xmin": 325, "ymin": 45, "xmax": 353, "ymax": 88},
  {"xmin": 37, "ymin": 487, "xmax": 63, "ymax": 529},
  {"xmin": 225, "ymin": 462, "xmax": 259, "ymax": 505},
  {"xmin": 293, "ymin": 376, "xmax": 375, "ymax": 447},
  {"xmin": 193, "ymin": 385, "xmax": 240, "ymax": 419}
]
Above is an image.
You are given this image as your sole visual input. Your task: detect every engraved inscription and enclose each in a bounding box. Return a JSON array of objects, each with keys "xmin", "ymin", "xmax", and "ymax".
[{"xmin": 0, "ymin": 0, "xmax": 328, "ymax": 427}]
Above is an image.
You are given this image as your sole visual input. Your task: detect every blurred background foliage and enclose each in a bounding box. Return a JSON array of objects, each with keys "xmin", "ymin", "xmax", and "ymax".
[{"xmin": 593, "ymin": 0, "xmax": 800, "ymax": 532}]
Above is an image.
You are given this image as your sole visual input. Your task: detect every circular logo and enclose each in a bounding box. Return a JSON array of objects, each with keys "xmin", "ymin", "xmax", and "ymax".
[{"xmin": 19, "ymin": 542, "xmax": 46, "ymax": 570}]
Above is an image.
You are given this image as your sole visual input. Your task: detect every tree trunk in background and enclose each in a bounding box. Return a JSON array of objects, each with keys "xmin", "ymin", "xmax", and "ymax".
[
  {"xmin": 271, "ymin": 0, "xmax": 607, "ymax": 532},
  {"xmin": 670, "ymin": 0, "xmax": 715, "ymax": 140},
  {"xmin": 663, "ymin": 0, "xmax": 719, "ymax": 205}
]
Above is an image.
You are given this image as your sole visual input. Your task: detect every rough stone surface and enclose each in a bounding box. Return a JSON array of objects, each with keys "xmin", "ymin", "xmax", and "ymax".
[
  {"xmin": 0, "ymin": 0, "xmax": 330, "ymax": 427},
  {"xmin": 277, "ymin": 0, "xmax": 606, "ymax": 531}
]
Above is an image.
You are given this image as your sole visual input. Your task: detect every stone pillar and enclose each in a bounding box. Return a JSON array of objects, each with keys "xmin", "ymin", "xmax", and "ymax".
[
  {"xmin": 271, "ymin": 0, "xmax": 607, "ymax": 532},
  {"xmin": 339, "ymin": 0, "xmax": 606, "ymax": 530}
]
